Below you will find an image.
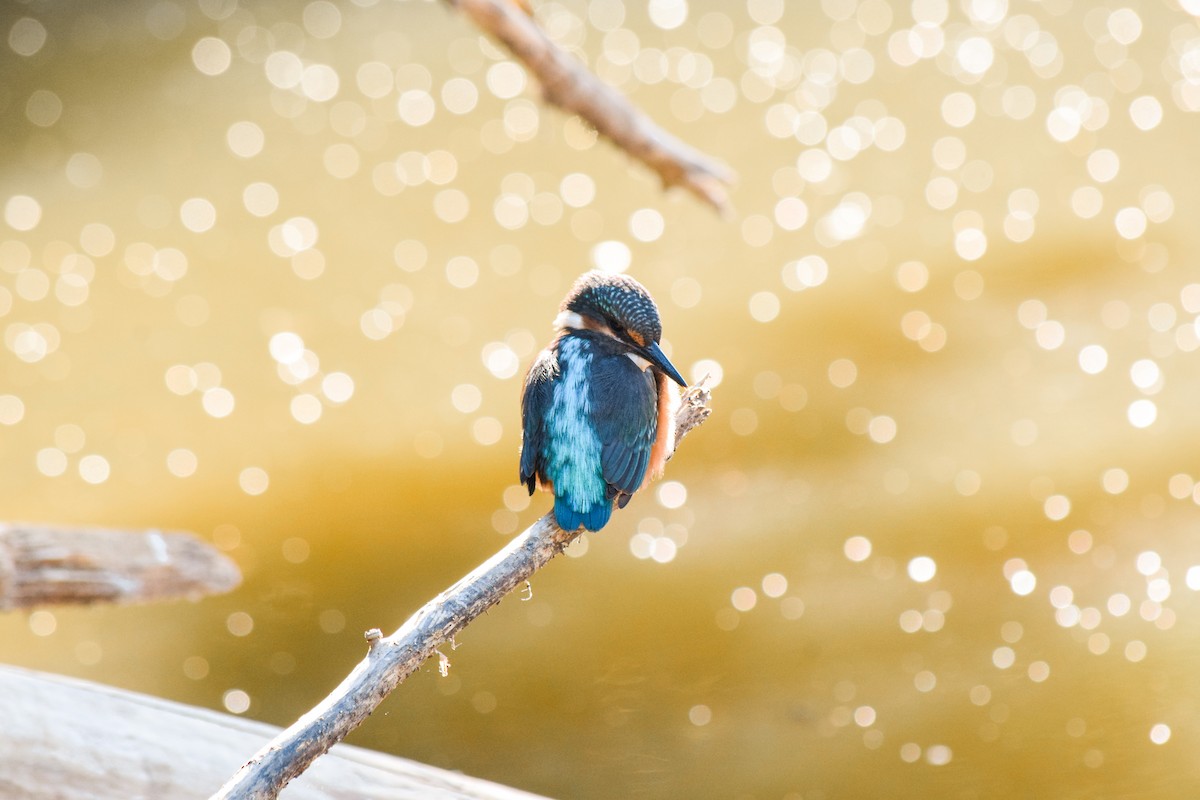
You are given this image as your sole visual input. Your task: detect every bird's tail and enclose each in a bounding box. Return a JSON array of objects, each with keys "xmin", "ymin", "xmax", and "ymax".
[{"xmin": 554, "ymin": 496, "xmax": 612, "ymax": 532}]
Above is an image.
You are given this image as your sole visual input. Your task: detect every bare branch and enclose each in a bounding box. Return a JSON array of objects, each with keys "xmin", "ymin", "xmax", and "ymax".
[
  {"xmin": 0, "ymin": 525, "xmax": 240, "ymax": 610},
  {"xmin": 447, "ymin": 0, "xmax": 736, "ymax": 215},
  {"xmin": 210, "ymin": 379, "xmax": 714, "ymax": 799}
]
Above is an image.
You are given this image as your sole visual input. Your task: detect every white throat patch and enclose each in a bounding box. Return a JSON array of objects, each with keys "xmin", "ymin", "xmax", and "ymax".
[{"xmin": 625, "ymin": 351, "xmax": 652, "ymax": 371}]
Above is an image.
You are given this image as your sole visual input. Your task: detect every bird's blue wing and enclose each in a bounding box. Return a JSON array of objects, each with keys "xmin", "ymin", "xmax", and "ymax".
[
  {"xmin": 591, "ymin": 355, "xmax": 657, "ymax": 503},
  {"xmin": 520, "ymin": 347, "xmax": 559, "ymax": 494}
]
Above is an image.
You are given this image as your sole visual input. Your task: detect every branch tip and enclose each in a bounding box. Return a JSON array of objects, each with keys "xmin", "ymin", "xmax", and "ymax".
[{"xmin": 449, "ymin": 0, "xmax": 733, "ymax": 216}]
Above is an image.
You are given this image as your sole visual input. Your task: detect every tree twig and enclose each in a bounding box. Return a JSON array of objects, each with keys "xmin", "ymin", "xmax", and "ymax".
[
  {"xmin": 447, "ymin": 0, "xmax": 736, "ymax": 215},
  {"xmin": 0, "ymin": 524, "xmax": 240, "ymax": 610},
  {"xmin": 210, "ymin": 378, "xmax": 713, "ymax": 800}
]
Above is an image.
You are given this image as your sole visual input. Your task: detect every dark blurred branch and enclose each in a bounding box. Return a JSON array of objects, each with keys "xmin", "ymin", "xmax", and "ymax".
[
  {"xmin": 447, "ymin": 0, "xmax": 735, "ymax": 215},
  {"xmin": 210, "ymin": 379, "xmax": 713, "ymax": 800},
  {"xmin": 0, "ymin": 524, "xmax": 240, "ymax": 610}
]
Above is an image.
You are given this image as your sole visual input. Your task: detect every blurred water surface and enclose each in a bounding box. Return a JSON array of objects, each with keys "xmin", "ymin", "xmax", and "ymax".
[{"xmin": 4, "ymin": 0, "xmax": 1200, "ymax": 797}]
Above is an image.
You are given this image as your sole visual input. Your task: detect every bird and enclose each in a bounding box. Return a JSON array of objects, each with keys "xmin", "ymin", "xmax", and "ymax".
[{"xmin": 520, "ymin": 270, "xmax": 687, "ymax": 532}]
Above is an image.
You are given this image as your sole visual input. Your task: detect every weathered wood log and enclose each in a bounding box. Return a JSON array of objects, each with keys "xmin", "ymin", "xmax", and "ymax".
[
  {"xmin": 212, "ymin": 379, "xmax": 713, "ymax": 799},
  {"xmin": 0, "ymin": 524, "xmax": 241, "ymax": 610},
  {"xmin": 446, "ymin": 0, "xmax": 735, "ymax": 215},
  {"xmin": 0, "ymin": 664, "xmax": 547, "ymax": 800}
]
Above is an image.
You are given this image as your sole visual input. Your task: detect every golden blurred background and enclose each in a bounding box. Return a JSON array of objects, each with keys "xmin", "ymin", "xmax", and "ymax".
[{"xmin": 4, "ymin": 0, "xmax": 1200, "ymax": 797}]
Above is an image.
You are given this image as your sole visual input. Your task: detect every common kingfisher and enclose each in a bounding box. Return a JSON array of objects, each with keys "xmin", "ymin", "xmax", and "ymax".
[{"xmin": 520, "ymin": 270, "xmax": 688, "ymax": 532}]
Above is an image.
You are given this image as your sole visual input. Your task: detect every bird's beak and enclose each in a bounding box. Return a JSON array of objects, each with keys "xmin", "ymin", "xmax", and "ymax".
[{"xmin": 644, "ymin": 341, "xmax": 688, "ymax": 387}]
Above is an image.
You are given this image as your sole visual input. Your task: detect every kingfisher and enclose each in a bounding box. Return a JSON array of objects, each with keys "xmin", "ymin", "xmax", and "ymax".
[{"xmin": 520, "ymin": 270, "xmax": 688, "ymax": 532}]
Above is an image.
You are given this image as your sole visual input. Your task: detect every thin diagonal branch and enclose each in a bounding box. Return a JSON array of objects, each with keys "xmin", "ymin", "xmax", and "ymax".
[
  {"xmin": 210, "ymin": 379, "xmax": 712, "ymax": 799},
  {"xmin": 448, "ymin": 0, "xmax": 736, "ymax": 215}
]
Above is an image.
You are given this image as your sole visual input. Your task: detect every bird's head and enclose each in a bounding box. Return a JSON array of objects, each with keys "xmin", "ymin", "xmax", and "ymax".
[{"xmin": 555, "ymin": 270, "xmax": 687, "ymax": 387}]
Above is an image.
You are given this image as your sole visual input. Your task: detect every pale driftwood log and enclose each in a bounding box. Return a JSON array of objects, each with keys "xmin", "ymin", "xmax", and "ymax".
[
  {"xmin": 447, "ymin": 0, "xmax": 735, "ymax": 215},
  {"xmin": 0, "ymin": 664, "xmax": 547, "ymax": 800},
  {"xmin": 212, "ymin": 380, "xmax": 713, "ymax": 799},
  {"xmin": 0, "ymin": 524, "xmax": 240, "ymax": 610}
]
